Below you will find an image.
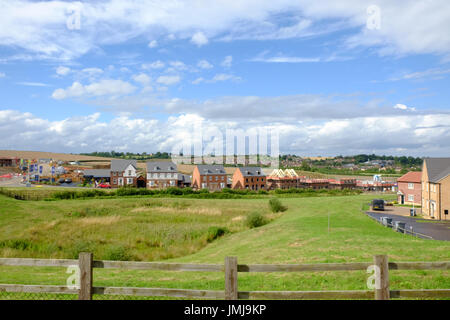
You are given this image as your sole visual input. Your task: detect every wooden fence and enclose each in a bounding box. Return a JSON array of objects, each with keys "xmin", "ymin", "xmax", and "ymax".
[{"xmin": 0, "ymin": 253, "xmax": 449, "ymax": 300}]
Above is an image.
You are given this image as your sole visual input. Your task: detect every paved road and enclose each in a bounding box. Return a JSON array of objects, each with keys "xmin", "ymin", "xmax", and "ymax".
[
  {"xmin": 366, "ymin": 211, "xmax": 450, "ymax": 241},
  {"xmin": 0, "ymin": 177, "xmax": 85, "ymax": 189}
]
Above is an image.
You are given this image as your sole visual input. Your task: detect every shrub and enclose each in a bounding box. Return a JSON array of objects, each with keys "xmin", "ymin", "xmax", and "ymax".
[
  {"xmin": 245, "ymin": 212, "xmax": 268, "ymax": 228},
  {"xmin": 269, "ymin": 198, "xmax": 287, "ymax": 213},
  {"xmin": 206, "ymin": 226, "xmax": 229, "ymax": 242},
  {"xmin": 0, "ymin": 239, "xmax": 35, "ymax": 251},
  {"xmin": 103, "ymin": 245, "xmax": 133, "ymax": 261},
  {"xmin": 70, "ymin": 240, "xmax": 96, "ymax": 259}
]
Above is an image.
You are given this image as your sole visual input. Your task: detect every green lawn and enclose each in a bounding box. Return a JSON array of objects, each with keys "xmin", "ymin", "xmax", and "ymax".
[{"xmin": 0, "ymin": 193, "xmax": 449, "ymax": 299}]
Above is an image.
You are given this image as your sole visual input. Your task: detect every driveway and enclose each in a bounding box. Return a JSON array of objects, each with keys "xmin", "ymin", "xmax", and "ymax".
[{"xmin": 366, "ymin": 210, "xmax": 450, "ymax": 241}]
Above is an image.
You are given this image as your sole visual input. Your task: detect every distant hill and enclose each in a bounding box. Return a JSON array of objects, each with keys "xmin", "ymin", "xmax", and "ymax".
[{"xmin": 0, "ymin": 150, "xmax": 114, "ymax": 162}]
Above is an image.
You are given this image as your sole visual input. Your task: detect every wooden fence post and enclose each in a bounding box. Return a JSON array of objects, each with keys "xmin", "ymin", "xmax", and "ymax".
[
  {"xmin": 374, "ymin": 255, "xmax": 390, "ymax": 300},
  {"xmin": 78, "ymin": 252, "xmax": 93, "ymax": 300},
  {"xmin": 225, "ymin": 256, "xmax": 238, "ymax": 300}
]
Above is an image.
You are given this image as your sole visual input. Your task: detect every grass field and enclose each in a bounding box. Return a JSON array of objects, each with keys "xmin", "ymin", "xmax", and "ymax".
[{"xmin": 0, "ymin": 193, "xmax": 449, "ymax": 299}]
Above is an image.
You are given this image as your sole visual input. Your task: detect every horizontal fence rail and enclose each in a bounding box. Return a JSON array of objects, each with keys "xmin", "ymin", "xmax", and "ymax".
[{"xmin": 0, "ymin": 254, "xmax": 449, "ymax": 300}]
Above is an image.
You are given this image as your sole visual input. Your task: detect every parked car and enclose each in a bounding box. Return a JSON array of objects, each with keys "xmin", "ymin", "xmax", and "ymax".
[
  {"xmin": 65, "ymin": 178, "xmax": 72, "ymax": 184},
  {"xmin": 98, "ymin": 183, "xmax": 111, "ymax": 189},
  {"xmin": 372, "ymin": 199, "xmax": 385, "ymax": 211},
  {"xmin": 58, "ymin": 178, "xmax": 65, "ymax": 184}
]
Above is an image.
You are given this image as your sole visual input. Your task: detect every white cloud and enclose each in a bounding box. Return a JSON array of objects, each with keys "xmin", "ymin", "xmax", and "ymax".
[
  {"xmin": 1, "ymin": 109, "xmax": 449, "ymax": 157},
  {"xmin": 388, "ymin": 68, "xmax": 450, "ymax": 82},
  {"xmin": 148, "ymin": 40, "xmax": 158, "ymax": 48},
  {"xmin": 190, "ymin": 32, "xmax": 209, "ymax": 47},
  {"xmin": 1, "ymin": 1, "xmax": 450, "ymax": 60},
  {"xmin": 142, "ymin": 61, "xmax": 165, "ymax": 69},
  {"xmin": 0, "ymin": 72, "xmax": 5, "ymax": 78},
  {"xmin": 197, "ymin": 60, "xmax": 213, "ymax": 69},
  {"xmin": 15, "ymin": 82, "xmax": 50, "ymax": 87},
  {"xmin": 221, "ymin": 56, "xmax": 232, "ymax": 68},
  {"xmin": 157, "ymin": 75, "xmax": 181, "ymax": 85},
  {"xmin": 52, "ymin": 80, "xmax": 136, "ymax": 100},
  {"xmin": 56, "ymin": 66, "xmax": 71, "ymax": 76},
  {"xmin": 191, "ymin": 73, "xmax": 240, "ymax": 85},
  {"xmin": 394, "ymin": 104, "xmax": 416, "ymax": 111},
  {"xmin": 169, "ymin": 61, "xmax": 187, "ymax": 70},
  {"xmin": 132, "ymin": 73, "xmax": 151, "ymax": 86},
  {"xmin": 192, "ymin": 77, "xmax": 204, "ymax": 85}
]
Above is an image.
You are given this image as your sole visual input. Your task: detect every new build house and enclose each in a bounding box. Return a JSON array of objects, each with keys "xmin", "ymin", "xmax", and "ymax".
[
  {"xmin": 231, "ymin": 167, "xmax": 266, "ymax": 190},
  {"xmin": 110, "ymin": 159, "xmax": 138, "ymax": 187},
  {"xmin": 397, "ymin": 171, "xmax": 421, "ymax": 206},
  {"xmin": 146, "ymin": 161, "xmax": 179, "ymax": 188},
  {"xmin": 192, "ymin": 165, "xmax": 227, "ymax": 191},
  {"xmin": 421, "ymin": 158, "xmax": 450, "ymax": 220}
]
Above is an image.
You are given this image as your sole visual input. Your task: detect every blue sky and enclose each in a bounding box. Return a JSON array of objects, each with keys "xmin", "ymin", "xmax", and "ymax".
[{"xmin": 1, "ymin": 0, "xmax": 450, "ymax": 156}]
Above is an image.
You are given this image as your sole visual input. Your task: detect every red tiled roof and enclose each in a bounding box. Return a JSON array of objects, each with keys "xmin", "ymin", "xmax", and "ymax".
[{"xmin": 397, "ymin": 171, "xmax": 422, "ymax": 183}]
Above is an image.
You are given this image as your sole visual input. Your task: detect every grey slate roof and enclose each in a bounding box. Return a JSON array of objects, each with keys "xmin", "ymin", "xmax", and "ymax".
[
  {"xmin": 196, "ymin": 164, "xmax": 226, "ymax": 175},
  {"xmin": 146, "ymin": 161, "xmax": 177, "ymax": 172},
  {"xmin": 83, "ymin": 169, "xmax": 111, "ymax": 178},
  {"xmin": 237, "ymin": 167, "xmax": 265, "ymax": 177},
  {"xmin": 178, "ymin": 174, "xmax": 191, "ymax": 184},
  {"xmin": 110, "ymin": 159, "xmax": 137, "ymax": 172},
  {"xmin": 424, "ymin": 158, "xmax": 450, "ymax": 182}
]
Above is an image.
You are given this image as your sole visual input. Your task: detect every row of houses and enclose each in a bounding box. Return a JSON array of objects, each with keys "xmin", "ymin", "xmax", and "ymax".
[
  {"xmin": 82, "ymin": 160, "xmax": 383, "ymax": 192},
  {"xmin": 397, "ymin": 158, "xmax": 450, "ymax": 221}
]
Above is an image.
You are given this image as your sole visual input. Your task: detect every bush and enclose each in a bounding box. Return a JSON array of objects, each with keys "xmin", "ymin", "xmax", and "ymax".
[
  {"xmin": 70, "ymin": 240, "xmax": 96, "ymax": 259},
  {"xmin": 206, "ymin": 226, "xmax": 229, "ymax": 242},
  {"xmin": 103, "ymin": 245, "xmax": 133, "ymax": 261},
  {"xmin": 269, "ymin": 198, "xmax": 287, "ymax": 213},
  {"xmin": 245, "ymin": 212, "xmax": 268, "ymax": 228}
]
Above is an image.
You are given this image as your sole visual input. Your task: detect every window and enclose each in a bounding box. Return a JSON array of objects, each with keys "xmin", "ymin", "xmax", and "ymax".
[
  {"xmin": 445, "ymin": 210, "xmax": 448, "ymax": 215},
  {"xmin": 408, "ymin": 183, "xmax": 414, "ymax": 189},
  {"xmin": 408, "ymin": 195, "xmax": 414, "ymax": 202},
  {"xmin": 113, "ymin": 179, "xmax": 117, "ymax": 184},
  {"xmin": 209, "ymin": 176, "xmax": 212, "ymax": 181},
  {"xmin": 202, "ymin": 183, "xmax": 207, "ymax": 189},
  {"xmin": 127, "ymin": 178, "xmax": 133, "ymax": 185},
  {"xmin": 215, "ymin": 176, "xmax": 218, "ymax": 181},
  {"xmin": 128, "ymin": 170, "xmax": 132, "ymax": 176}
]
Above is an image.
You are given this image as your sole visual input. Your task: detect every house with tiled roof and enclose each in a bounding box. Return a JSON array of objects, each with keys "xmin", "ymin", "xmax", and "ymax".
[
  {"xmin": 421, "ymin": 158, "xmax": 450, "ymax": 220},
  {"xmin": 110, "ymin": 159, "xmax": 138, "ymax": 187},
  {"xmin": 191, "ymin": 165, "xmax": 227, "ymax": 191},
  {"xmin": 397, "ymin": 171, "xmax": 422, "ymax": 206},
  {"xmin": 146, "ymin": 161, "xmax": 179, "ymax": 188},
  {"xmin": 231, "ymin": 167, "xmax": 266, "ymax": 191}
]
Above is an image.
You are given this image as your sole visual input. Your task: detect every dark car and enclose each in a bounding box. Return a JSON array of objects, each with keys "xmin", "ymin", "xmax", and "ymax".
[
  {"xmin": 58, "ymin": 178, "xmax": 65, "ymax": 184},
  {"xmin": 65, "ymin": 178, "xmax": 72, "ymax": 184},
  {"xmin": 372, "ymin": 199, "xmax": 385, "ymax": 211}
]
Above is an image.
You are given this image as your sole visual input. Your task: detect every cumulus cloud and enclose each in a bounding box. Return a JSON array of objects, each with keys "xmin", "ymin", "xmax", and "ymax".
[
  {"xmin": 221, "ymin": 56, "xmax": 232, "ymax": 68},
  {"xmin": 52, "ymin": 80, "xmax": 136, "ymax": 100},
  {"xmin": 56, "ymin": 66, "xmax": 71, "ymax": 76},
  {"xmin": 142, "ymin": 61, "xmax": 165, "ymax": 69},
  {"xmin": 132, "ymin": 73, "xmax": 151, "ymax": 86},
  {"xmin": 148, "ymin": 40, "xmax": 158, "ymax": 48},
  {"xmin": 1, "ymin": 109, "xmax": 449, "ymax": 157},
  {"xmin": 197, "ymin": 59, "xmax": 213, "ymax": 69},
  {"xmin": 157, "ymin": 75, "xmax": 181, "ymax": 85},
  {"xmin": 190, "ymin": 32, "xmax": 209, "ymax": 47}
]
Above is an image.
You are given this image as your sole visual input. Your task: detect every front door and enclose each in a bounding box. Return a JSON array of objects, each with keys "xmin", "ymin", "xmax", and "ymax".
[{"xmin": 400, "ymin": 195, "xmax": 404, "ymax": 204}]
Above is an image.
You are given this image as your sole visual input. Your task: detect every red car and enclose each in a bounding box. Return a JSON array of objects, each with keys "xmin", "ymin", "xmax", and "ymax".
[{"xmin": 98, "ymin": 183, "xmax": 111, "ymax": 189}]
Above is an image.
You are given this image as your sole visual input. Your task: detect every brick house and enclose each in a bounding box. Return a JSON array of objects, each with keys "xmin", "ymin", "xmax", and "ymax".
[
  {"xmin": 191, "ymin": 165, "xmax": 227, "ymax": 191},
  {"xmin": 397, "ymin": 171, "xmax": 421, "ymax": 205},
  {"xmin": 146, "ymin": 161, "xmax": 179, "ymax": 188},
  {"xmin": 110, "ymin": 159, "xmax": 138, "ymax": 188},
  {"xmin": 231, "ymin": 167, "xmax": 266, "ymax": 191},
  {"xmin": 421, "ymin": 158, "xmax": 450, "ymax": 220},
  {"xmin": 266, "ymin": 169, "xmax": 301, "ymax": 190}
]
